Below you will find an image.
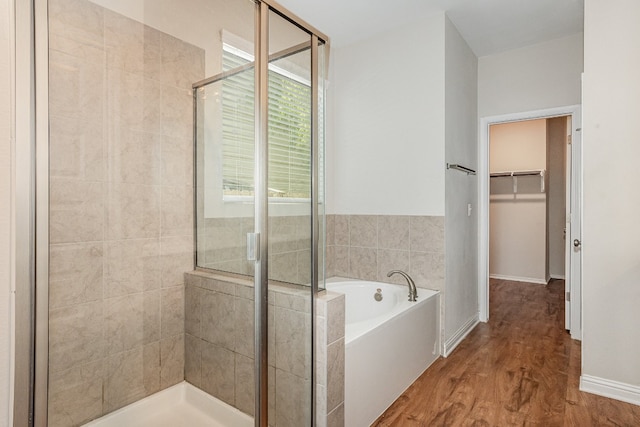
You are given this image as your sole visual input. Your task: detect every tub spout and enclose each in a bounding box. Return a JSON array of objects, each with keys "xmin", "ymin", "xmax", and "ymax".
[{"xmin": 387, "ymin": 270, "xmax": 418, "ymax": 302}]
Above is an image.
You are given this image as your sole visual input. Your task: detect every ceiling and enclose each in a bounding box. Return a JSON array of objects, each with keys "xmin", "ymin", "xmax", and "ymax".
[{"xmin": 275, "ymin": 0, "xmax": 584, "ymax": 57}]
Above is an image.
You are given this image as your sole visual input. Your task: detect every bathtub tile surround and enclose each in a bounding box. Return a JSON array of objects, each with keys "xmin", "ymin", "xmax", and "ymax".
[
  {"xmin": 47, "ymin": 0, "xmax": 202, "ymax": 424},
  {"xmin": 315, "ymin": 291, "xmax": 346, "ymax": 427},
  {"xmin": 185, "ymin": 270, "xmax": 338, "ymax": 426},
  {"xmin": 326, "ymin": 214, "xmax": 445, "ymax": 291}
]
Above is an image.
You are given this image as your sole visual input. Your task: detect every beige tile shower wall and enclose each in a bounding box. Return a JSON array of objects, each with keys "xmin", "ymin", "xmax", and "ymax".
[
  {"xmin": 325, "ymin": 214, "xmax": 445, "ymax": 290},
  {"xmin": 198, "ymin": 215, "xmax": 312, "ymax": 285},
  {"xmin": 185, "ymin": 270, "xmax": 322, "ymax": 426},
  {"xmin": 47, "ymin": 0, "xmax": 203, "ymax": 425}
]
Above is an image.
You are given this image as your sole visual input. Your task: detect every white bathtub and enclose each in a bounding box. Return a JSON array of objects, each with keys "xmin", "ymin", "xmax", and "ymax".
[{"xmin": 326, "ymin": 279, "xmax": 440, "ymax": 427}]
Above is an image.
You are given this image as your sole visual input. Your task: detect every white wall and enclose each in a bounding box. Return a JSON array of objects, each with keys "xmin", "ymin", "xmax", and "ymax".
[
  {"xmin": 489, "ymin": 119, "xmax": 547, "ymax": 283},
  {"xmin": 478, "ymin": 33, "xmax": 583, "ymax": 118},
  {"xmin": 443, "ymin": 16, "xmax": 478, "ymax": 347},
  {"xmin": 582, "ymin": 0, "xmax": 640, "ymax": 395},
  {"xmin": 330, "ymin": 13, "xmax": 446, "ymax": 216},
  {"xmin": 0, "ymin": 0, "xmax": 12, "ymax": 424}
]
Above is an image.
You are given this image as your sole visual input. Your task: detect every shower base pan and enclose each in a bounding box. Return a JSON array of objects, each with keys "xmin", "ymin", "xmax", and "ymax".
[{"xmin": 83, "ymin": 382, "xmax": 253, "ymax": 427}]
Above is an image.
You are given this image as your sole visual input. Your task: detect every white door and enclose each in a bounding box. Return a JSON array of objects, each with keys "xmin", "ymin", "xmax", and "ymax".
[
  {"xmin": 568, "ymin": 117, "xmax": 583, "ymax": 339},
  {"xmin": 565, "ymin": 117, "xmax": 572, "ymax": 330}
]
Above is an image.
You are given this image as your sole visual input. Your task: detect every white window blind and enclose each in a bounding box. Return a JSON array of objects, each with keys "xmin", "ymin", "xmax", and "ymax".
[{"xmin": 221, "ymin": 45, "xmax": 311, "ymax": 199}]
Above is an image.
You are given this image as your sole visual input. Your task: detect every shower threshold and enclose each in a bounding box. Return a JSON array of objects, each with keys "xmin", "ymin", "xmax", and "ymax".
[{"xmin": 82, "ymin": 382, "xmax": 253, "ymax": 427}]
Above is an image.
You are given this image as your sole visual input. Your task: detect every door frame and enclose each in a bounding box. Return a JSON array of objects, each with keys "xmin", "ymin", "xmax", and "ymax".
[{"xmin": 478, "ymin": 105, "xmax": 582, "ymax": 340}]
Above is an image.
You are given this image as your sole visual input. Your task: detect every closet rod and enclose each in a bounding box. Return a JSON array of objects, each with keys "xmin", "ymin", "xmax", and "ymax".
[{"xmin": 447, "ymin": 163, "xmax": 476, "ymax": 175}]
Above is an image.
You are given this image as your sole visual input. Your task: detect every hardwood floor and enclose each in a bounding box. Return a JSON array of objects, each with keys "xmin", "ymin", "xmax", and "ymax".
[{"xmin": 373, "ymin": 279, "xmax": 640, "ymax": 426}]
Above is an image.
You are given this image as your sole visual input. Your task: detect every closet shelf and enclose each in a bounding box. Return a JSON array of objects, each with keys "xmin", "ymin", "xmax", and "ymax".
[{"xmin": 490, "ymin": 169, "xmax": 546, "ymax": 193}]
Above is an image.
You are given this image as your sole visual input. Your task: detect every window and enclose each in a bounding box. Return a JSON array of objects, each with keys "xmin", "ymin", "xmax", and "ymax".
[{"xmin": 221, "ymin": 43, "xmax": 311, "ymax": 201}]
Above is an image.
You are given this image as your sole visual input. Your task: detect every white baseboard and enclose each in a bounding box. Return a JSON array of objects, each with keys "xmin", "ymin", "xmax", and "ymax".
[
  {"xmin": 443, "ymin": 314, "xmax": 479, "ymax": 357},
  {"xmin": 580, "ymin": 374, "xmax": 640, "ymax": 406},
  {"xmin": 550, "ymin": 274, "xmax": 566, "ymax": 280},
  {"xmin": 489, "ymin": 274, "xmax": 548, "ymax": 285}
]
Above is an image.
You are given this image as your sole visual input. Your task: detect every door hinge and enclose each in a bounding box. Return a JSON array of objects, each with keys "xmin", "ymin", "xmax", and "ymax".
[
  {"xmin": 566, "ymin": 291, "xmax": 571, "ymax": 302},
  {"xmin": 568, "ymin": 135, "xmax": 572, "ymax": 145}
]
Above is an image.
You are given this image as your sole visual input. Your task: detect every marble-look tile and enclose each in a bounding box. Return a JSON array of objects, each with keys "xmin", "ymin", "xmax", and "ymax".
[
  {"xmin": 334, "ymin": 215, "xmax": 349, "ymax": 246},
  {"xmin": 104, "ymin": 293, "xmax": 144, "ymax": 354},
  {"xmin": 161, "ymin": 135, "xmax": 193, "ymax": 187},
  {"xmin": 333, "ymin": 246, "xmax": 349, "ymax": 278},
  {"xmin": 199, "ymin": 276, "xmax": 236, "ymax": 296},
  {"xmin": 201, "ymin": 290, "xmax": 235, "ymax": 349},
  {"xmin": 105, "ymin": 183, "xmax": 160, "ymax": 240},
  {"xmin": 184, "ymin": 334, "xmax": 202, "ymax": 388},
  {"xmin": 49, "ymin": 0, "xmax": 104, "ymax": 48},
  {"xmin": 184, "ymin": 284, "xmax": 203, "ymax": 337},
  {"xmin": 410, "ymin": 216, "xmax": 445, "ymax": 253},
  {"xmin": 49, "ymin": 242, "xmax": 103, "ymax": 310},
  {"xmin": 325, "ymin": 245, "xmax": 336, "ymax": 279},
  {"xmin": 270, "ymin": 216, "xmax": 299, "ymax": 254},
  {"xmin": 141, "ymin": 26, "xmax": 165, "ymax": 83},
  {"xmin": 203, "ymin": 218, "xmax": 244, "ymax": 264},
  {"xmin": 274, "ymin": 289, "xmax": 311, "ymax": 313},
  {"xmin": 201, "ymin": 342, "xmax": 235, "ymax": 406},
  {"xmin": 349, "ymin": 247, "xmax": 377, "ymax": 281},
  {"xmin": 326, "ymin": 294, "xmax": 345, "ymax": 345},
  {"xmin": 315, "ymin": 315, "xmax": 327, "ymax": 386},
  {"xmin": 107, "ymin": 128, "xmax": 161, "ymax": 185},
  {"xmin": 105, "ymin": 67, "xmax": 144, "ymax": 132},
  {"xmin": 378, "ymin": 215, "xmax": 410, "ymax": 250},
  {"xmin": 297, "ymin": 249, "xmax": 311, "ymax": 285},
  {"xmin": 275, "ymin": 369, "xmax": 311, "ymax": 427},
  {"xmin": 143, "ymin": 342, "xmax": 161, "ymax": 396},
  {"xmin": 143, "ymin": 290, "xmax": 161, "ymax": 344},
  {"xmin": 410, "ymin": 251, "xmax": 446, "ymax": 290},
  {"xmin": 160, "ymin": 32, "xmax": 205, "ymax": 89},
  {"xmin": 316, "ymin": 384, "xmax": 327, "ymax": 427},
  {"xmin": 142, "ymin": 78, "xmax": 164, "ymax": 134},
  {"xmin": 275, "ymin": 307, "xmax": 311, "ymax": 378},
  {"xmin": 104, "ymin": 347, "xmax": 149, "ymax": 413},
  {"xmin": 50, "ymin": 179, "xmax": 104, "ymax": 244},
  {"xmin": 104, "ymin": 238, "xmax": 161, "ymax": 297},
  {"xmin": 161, "ymin": 86, "xmax": 193, "ymax": 139},
  {"xmin": 377, "ymin": 249, "xmax": 411, "ymax": 285},
  {"xmin": 234, "ymin": 353, "xmax": 255, "ymax": 416},
  {"xmin": 325, "ymin": 214, "xmax": 335, "ymax": 246},
  {"xmin": 47, "ymin": 360, "xmax": 104, "ymax": 427},
  {"xmin": 326, "ymin": 338, "xmax": 345, "ymax": 412},
  {"xmin": 234, "ymin": 296, "xmax": 254, "ymax": 358},
  {"xmin": 161, "ymin": 186, "xmax": 193, "ymax": 237},
  {"xmin": 160, "ymin": 235, "xmax": 193, "ymax": 287},
  {"xmin": 104, "ymin": 9, "xmax": 144, "ymax": 74},
  {"xmin": 327, "ymin": 404, "xmax": 345, "ymax": 427},
  {"xmin": 295, "ymin": 215, "xmax": 312, "ymax": 251},
  {"xmin": 161, "ymin": 286, "xmax": 184, "ymax": 338},
  {"xmin": 49, "ymin": 114, "xmax": 103, "ymax": 181},
  {"xmin": 350, "ymin": 215, "xmax": 377, "ymax": 248},
  {"xmin": 48, "ymin": 42, "xmax": 103, "ymax": 123},
  {"xmin": 269, "ymin": 251, "xmax": 298, "ymax": 284},
  {"xmin": 49, "ymin": 301, "xmax": 104, "ymax": 373},
  {"xmin": 160, "ymin": 334, "xmax": 185, "ymax": 388}
]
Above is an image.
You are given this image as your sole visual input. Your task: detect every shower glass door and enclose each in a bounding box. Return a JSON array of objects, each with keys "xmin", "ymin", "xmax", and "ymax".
[{"xmin": 194, "ymin": 2, "xmax": 321, "ymax": 426}]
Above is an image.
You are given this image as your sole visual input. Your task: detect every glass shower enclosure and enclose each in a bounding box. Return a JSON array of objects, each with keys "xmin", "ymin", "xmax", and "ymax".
[{"xmin": 40, "ymin": 0, "xmax": 327, "ymax": 425}]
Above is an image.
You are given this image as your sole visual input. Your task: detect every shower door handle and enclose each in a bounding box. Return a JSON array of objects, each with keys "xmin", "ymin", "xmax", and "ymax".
[
  {"xmin": 573, "ymin": 239, "xmax": 581, "ymax": 248},
  {"xmin": 247, "ymin": 233, "xmax": 260, "ymax": 261}
]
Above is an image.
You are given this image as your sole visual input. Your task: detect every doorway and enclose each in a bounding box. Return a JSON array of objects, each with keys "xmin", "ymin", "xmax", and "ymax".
[{"xmin": 478, "ymin": 105, "xmax": 582, "ymax": 340}]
